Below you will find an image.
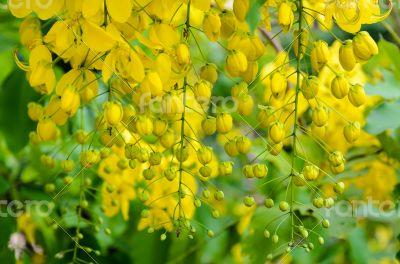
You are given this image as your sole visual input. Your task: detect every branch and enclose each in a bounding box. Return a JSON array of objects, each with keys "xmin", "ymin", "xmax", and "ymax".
[{"xmin": 258, "ymin": 27, "xmax": 284, "ymax": 52}]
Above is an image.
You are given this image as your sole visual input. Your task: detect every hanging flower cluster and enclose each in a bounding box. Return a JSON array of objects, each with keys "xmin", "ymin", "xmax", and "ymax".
[{"xmin": 9, "ymin": 0, "xmax": 391, "ymax": 262}]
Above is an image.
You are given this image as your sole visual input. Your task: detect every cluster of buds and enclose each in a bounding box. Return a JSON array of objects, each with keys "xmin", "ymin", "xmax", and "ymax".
[{"xmin": 8, "ymin": 0, "xmax": 389, "ymax": 261}]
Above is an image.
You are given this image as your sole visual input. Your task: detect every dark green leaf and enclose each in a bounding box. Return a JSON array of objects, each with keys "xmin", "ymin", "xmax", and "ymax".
[
  {"xmin": 0, "ymin": 176, "xmax": 10, "ymax": 196},
  {"xmin": 376, "ymin": 128, "xmax": 400, "ymax": 161},
  {"xmin": 0, "ymin": 70, "xmax": 38, "ymax": 153}
]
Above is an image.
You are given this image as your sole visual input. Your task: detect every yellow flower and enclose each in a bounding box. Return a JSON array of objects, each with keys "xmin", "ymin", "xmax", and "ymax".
[
  {"xmin": 19, "ymin": 16, "xmax": 42, "ymax": 48},
  {"xmin": 141, "ymin": 71, "xmax": 163, "ymax": 97},
  {"xmin": 325, "ymin": 0, "xmax": 391, "ymax": 33},
  {"xmin": 138, "ymin": 159, "xmax": 197, "ymax": 231},
  {"xmin": 312, "ymin": 105, "xmax": 329, "ymax": 127},
  {"xmin": 225, "ymin": 138, "xmax": 239, "ymax": 157},
  {"xmin": 56, "ymin": 69, "xmax": 99, "ymax": 103},
  {"xmin": 343, "ymin": 121, "xmax": 361, "ymax": 143},
  {"xmin": 61, "ymin": 159, "xmax": 75, "ymax": 172},
  {"xmin": 310, "ymin": 40, "xmax": 329, "ymax": 72},
  {"xmin": 331, "ymin": 75, "xmax": 349, "ymax": 99},
  {"xmin": 216, "ymin": 113, "xmax": 233, "ymax": 134},
  {"xmin": 202, "ymin": 116, "xmax": 217, "ymax": 136},
  {"xmin": 339, "ymin": 40, "xmax": 357, "ymax": 71},
  {"xmin": 219, "ymin": 161, "xmax": 233, "ymax": 176},
  {"xmin": 60, "ymin": 86, "xmax": 80, "ymax": 116},
  {"xmin": 99, "ymin": 153, "xmax": 137, "ymax": 220},
  {"xmin": 80, "ymin": 150, "xmax": 100, "ymax": 168},
  {"xmin": 278, "ymin": 2, "xmax": 294, "ymax": 33},
  {"xmin": 44, "ymin": 96, "xmax": 69, "ymax": 125},
  {"xmin": 175, "ymin": 43, "xmax": 191, "ymax": 67},
  {"xmin": 147, "ymin": 23, "xmax": 180, "ymax": 50},
  {"xmin": 269, "ymin": 121, "xmax": 286, "ymax": 144},
  {"xmin": 193, "ymin": 80, "xmax": 212, "ymax": 105},
  {"xmin": 348, "ymin": 84, "xmax": 366, "ymax": 107},
  {"xmin": 203, "ymin": 10, "xmax": 221, "ymax": 42},
  {"xmin": 270, "ymin": 71, "xmax": 287, "ymax": 95},
  {"xmin": 233, "ymin": 0, "xmax": 249, "ymax": 21},
  {"xmin": 80, "ymin": 19, "xmax": 117, "ymax": 52},
  {"xmin": 192, "ymin": 0, "xmax": 211, "ymax": 11},
  {"xmin": 303, "ymin": 164, "xmax": 319, "ymax": 181},
  {"xmin": 226, "ymin": 50, "xmax": 248, "ymax": 77},
  {"xmin": 103, "ymin": 46, "xmax": 145, "ymax": 83},
  {"xmin": 197, "ymin": 146, "xmax": 213, "ymax": 165},
  {"xmin": 105, "ymin": 0, "xmax": 133, "ymax": 23},
  {"xmin": 236, "ymin": 136, "xmax": 251, "ymax": 154},
  {"xmin": 228, "ymin": 33, "xmax": 265, "ymax": 61},
  {"xmin": 103, "ymin": 101, "xmax": 124, "ymax": 127},
  {"xmin": 257, "ymin": 106, "xmax": 276, "ymax": 128},
  {"xmin": 153, "ymin": 118, "xmax": 168, "ymax": 137},
  {"xmin": 231, "ymin": 82, "xmax": 248, "ymax": 98},
  {"xmin": 27, "ymin": 102, "xmax": 43, "ymax": 121},
  {"xmin": 220, "ymin": 10, "xmax": 237, "ymax": 39},
  {"xmin": 27, "ymin": 45, "xmax": 55, "ymax": 95},
  {"xmin": 301, "ymin": 75, "xmax": 319, "ymax": 99},
  {"xmin": 200, "ymin": 63, "xmax": 218, "ymax": 84},
  {"xmin": 161, "ymin": 93, "xmax": 184, "ymax": 118},
  {"xmin": 237, "ymin": 94, "xmax": 254, "ymax": 116},
  {"xmin": 135, "ymin": 115, "xmax": 154, "ymax": 136},
  {"xmin": 352, "ymin": 31, "xmax": 379, "ymax": 62},
  {"xmin": 155, "ymin": 53, "xmax": 172, "ymax": 85},
  {"xmin": 37, "ymin": 116, "xmax": 58, "ymax": 141},
  {"xmin": 241, "ymin": 61, "xmax": 258, "ymax": 83}
]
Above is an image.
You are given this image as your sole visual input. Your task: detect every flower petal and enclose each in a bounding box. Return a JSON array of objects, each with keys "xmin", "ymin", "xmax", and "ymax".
[
  {"xmin": 81, "ymin": 20, "xmax": 116, "ymax": 52},
  {"xmin": 106, "ymin": 0, "xmax": 133, "ymax": 23},
  {"xmin": 82, "ymin": 0, "xmax": 102, "ymax": 18}
]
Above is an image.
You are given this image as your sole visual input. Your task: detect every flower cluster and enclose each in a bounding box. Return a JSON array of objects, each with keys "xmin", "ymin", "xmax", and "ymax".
[{"xmin": 9, "ymin": 0, "xmax": 392, "ymax": 262}]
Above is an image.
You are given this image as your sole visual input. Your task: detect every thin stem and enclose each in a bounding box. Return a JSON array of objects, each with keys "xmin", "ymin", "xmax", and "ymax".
[
  {"xmin": 289, "ymin": 0, "xmax": 304, "ymax": 241},
  {"xmin": 176, "ymin": 0, "xmax": 191, "ymax": 231}
]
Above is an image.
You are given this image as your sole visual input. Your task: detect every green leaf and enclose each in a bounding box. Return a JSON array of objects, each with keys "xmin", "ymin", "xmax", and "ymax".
[
  {"xmin": 241, "ymin": 208, "xmax": 290, "ymax": 264},
  {"xmin": 0, "ymin": 50, "xmax": 14, "ymax": 88},
  {"xmin": 378, "ymin": 39, "xmax": 400, "ymax": 77},
  {"xmin": 365, "ymin": 69, "xmax": 400, "ymax": 99},
  {"xmin": 0, "ymin": 70, "xmax": 38, "ymax": 153},
  {"xmin": 0, "ymin": 217, "xmax": 16, "ymax": 263},
  {"xmin": 376, "ymin": 128, "xmax": 400, "ymax": 161},
  {"xmin": 364, "ymin": 39, "xmax": 400, "ymax": 78},
  {"xmin": 393, "ymin": 184, "xmax": 400, "ymax": 200},
  {"xmin": 364, "ymin": 100, "xmax": 400, "ymax": 134},
  {"xmin": 0, "ymin": 176, "xmax": 10, "ymax": 196},
  {"xmin": 246, "ymin": 0, "xmax": 263, "ymax": 32},
  {"xmin": 348, "ymin": 228, "xmax": 370, "ymax": 264}
]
